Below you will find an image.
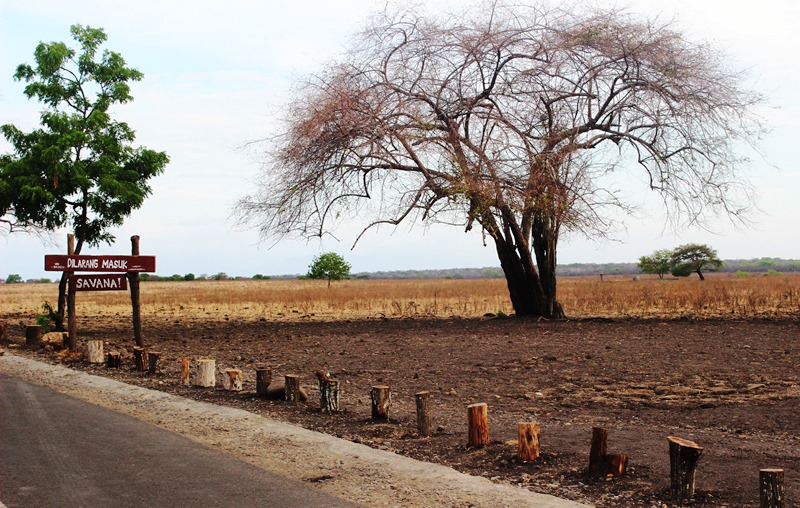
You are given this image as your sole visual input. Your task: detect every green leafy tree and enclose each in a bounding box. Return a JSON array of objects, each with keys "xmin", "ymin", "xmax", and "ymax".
[
  {"xmin": 670, "ymin": 244, "xmax": 723, "ymax": 281},
  {"xmin": 638, "ymin": 249, "xmax": 673, "ymax": 279},
  {"xmin": 307, "ymin": 252, "xmax": 351, "ymax": 287},
  {"xmin": 5, "ymin": 274, "xmax": 23, "ymax": 284},
  {"xmin": 1, "ymin": 25, "xmax": 169, "ymax": 332}
]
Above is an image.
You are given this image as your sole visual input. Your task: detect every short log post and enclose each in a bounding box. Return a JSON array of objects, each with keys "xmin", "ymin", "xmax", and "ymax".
[
  {"xmin": 86, "ymin": 340, "xmax": 104, "ymax": 363},
  {"xmin": 589, "ymin": 427, "xmax": 609, "ymax": 477},
  {"xmin": 256, "ymin": 368, "xmax": 272, "ymax": 398},
  {"xmin": 147, "ymin": 351, "xmax": 161, "ymax": 374},
  {"xmin": 316, "ymin": 371, "xmax": 340, "ymax": 412},
  {"xmin": 518, "ymin": 422, "xmax": 541, "ymax": 461},
  {"xmin": 760, "ymin": 468, "xmax": 785, "ymax": 508},
  {"xmin": 25, "ymin": 325, "xmax": 42, "ymax": 348},
  {"xmin": 106, "ymin": 352, "xmax": 122, "ymax": 368},
  {"xmin": 194, "ymin": 359, "xmax": 216, "ymax": 387},
  {"xmin": 180, "ymin": 357, "xmax": 191, "ymax": 385},
  {"xmin": 415, "ymin": 391, "xmax": 433, "ymax": 437},
  {"xmin": 668, "ymin": 436, "xmax": 704, "ymax": 503},
  {"xmin": 284, "ymin": 374, "xmax": 301, "ymax": 402},
  {"xmin": 467, "ymin": 403, "xmax": 489, "ymax": 447},
  {"xmin": 371, "ymin": 385, "xmax": 392, "ymax": 421},
  {"xmin": 223, "ymin": 369, "xmax": 243, "ymax": 391},
  {"xmin": 133, "ymin": 346, "xmax": 148, "ymax": 371}
]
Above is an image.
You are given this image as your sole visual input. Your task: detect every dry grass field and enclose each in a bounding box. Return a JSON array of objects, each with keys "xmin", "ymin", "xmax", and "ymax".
[{"xmin": 3, "ymin": 273, "xmax": 799, "ymax": 323}]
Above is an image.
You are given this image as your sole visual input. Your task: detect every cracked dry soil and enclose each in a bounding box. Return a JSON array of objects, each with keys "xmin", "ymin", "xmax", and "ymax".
[{"xmin": 5, "ymin": 316, "xmax": 799, "ymax": 507}]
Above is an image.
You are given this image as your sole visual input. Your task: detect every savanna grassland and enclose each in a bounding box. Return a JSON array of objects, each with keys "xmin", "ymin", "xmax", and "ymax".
[{"xmin": 2, "ymin": 274, "xmax": 799, "ymax": 507}]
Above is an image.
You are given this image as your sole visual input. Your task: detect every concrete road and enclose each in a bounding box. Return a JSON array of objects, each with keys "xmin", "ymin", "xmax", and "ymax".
[{"xmin": 0, "ymin": 373, "xmax": 358, "ymax": 507}]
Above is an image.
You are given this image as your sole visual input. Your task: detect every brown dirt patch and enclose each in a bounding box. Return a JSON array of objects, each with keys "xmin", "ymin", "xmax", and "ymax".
[{"xmin": 4, "ymin": 316, "xmax": 799, "ymax": 507}]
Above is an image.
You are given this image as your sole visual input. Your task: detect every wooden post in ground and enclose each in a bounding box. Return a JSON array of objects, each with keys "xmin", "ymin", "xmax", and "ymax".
[
  {"xmin": 589, "ymin": 427, "xmax": 608, "ymax": 477},
  {"xmin": 86, "ymin": 340, "xmax": 104, "ymax": 363},
  {"xmin": 133, "ymin": 346, "xmax": 147, "ymax": 371},
  {"xmin": 371, "ymin": 385, "xmax": 392, "ymax": 421},
  {"xmin": 194, "ymin": 359, "xmax": 216, "ymax": 387},
  {"xmin": 25, "ymin": 325, "xmax": 42, "ymax": 348},
  {"xmin": 668, "ymin": 436, "xmax": 704, "ymax": 503},
  {"xmin": 256, "ymin": 368, "xmax": 272, "ymax": 398},
  {"xmin": 128, "ymin": 235, "xmax": 143, "ymax": 348},
  {"xmin": 467, "ymin": 403, "xmax": 489, "ymax": 447},
  {"xmin": 316, "ymin": 371, "xmax": 339, "ymax": 412},
  {"xmin": 180, "ymin": 357, "xmax": 191, "ymax": 384},
  {"xmin": 415, "ymin": 391, "xmax": 432, "ymax": 437},
  {"xmin": 284, "ymin": 375, "xmax": 301, "ymax": 402},
  {"xmin": 223, "ymin": 369, "xmax": 242, "ymax": 391},
  {"xmin": 107, "ymin": 352, "xmax": 121, "ymax": 368},
  {"xmin": 147, "ymin": 351, "xmax": 161, "ymax": 374},
  {"xmin": 760, "ymin": 469, "xmax": 785, "ymax": 508},
  {"xmin": 518, "ymin": 422, "xmax": 541, "ymax": 461},
  {"xmin": 66, "ymin": 234, "xmax": 77, "ymax": 351}
]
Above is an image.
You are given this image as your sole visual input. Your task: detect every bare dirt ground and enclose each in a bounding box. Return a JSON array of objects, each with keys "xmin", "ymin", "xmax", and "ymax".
[{"xmin": 3, "ymin": 315, "xmax": 798, "ymax": 507}]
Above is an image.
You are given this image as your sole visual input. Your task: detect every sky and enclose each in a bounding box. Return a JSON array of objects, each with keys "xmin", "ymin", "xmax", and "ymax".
[{"xmin": 1, "ymin": 0, "xmax": 798, "ymax": 280}]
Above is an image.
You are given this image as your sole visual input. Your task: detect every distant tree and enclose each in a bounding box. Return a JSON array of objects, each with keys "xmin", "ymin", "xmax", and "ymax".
[
  {"xmin": 5, "ymin": 274, "xmax": 23, "ymax": 284},
  {"xmin": 670, "ymin": 244, "xmax": 722, "ymax": 280},
  {"xmin": 183, "ymin": 273, "xmax": 196, "ymax": 281},
  {"xmin": 307, "ymin": 252, "xmax": 351, "ymax": 287},
  {"xmin": 235, "ymin": 2, "xmax": 763, "ymax": 319},
  {"xmin": 0, "ymin": 25, "xmax": 169, "ymax": 337},
  {"xmin": 638, "ymin": 249, "xmax": 673, "ymax": 279}
]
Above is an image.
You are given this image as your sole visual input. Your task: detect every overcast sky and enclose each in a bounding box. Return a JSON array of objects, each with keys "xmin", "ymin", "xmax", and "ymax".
[{"xmin": 1, "ymin": 0, "xmax": 798, "ymax": 280}]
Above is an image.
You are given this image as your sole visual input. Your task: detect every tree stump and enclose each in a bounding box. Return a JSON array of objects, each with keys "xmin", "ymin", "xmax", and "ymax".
[
  {"xmin": 180, "ymin": 357, "xmax": 191, "ymax": 385},
  {"xmin": 316, "ymin": 371, "xmax": 340, "ymax": 412},
  {"xmin": 760, "ymin": 469, "xmax": 785, "ymax": 508},
  {"xmin": 589, "ymin": 427, "xmax": 608, "ymax": 477},
  {"xmin": 223, "ymin": 369, "xmax": 242, "ymax": 391},
  {"xmin": 133, "ymin": 346, "xmax": 148, "ymax": 372},
  {"xmin": 603, "ymin": 454, "xmax": 628, "ymax": 477},
  {"xmin": 86, "ymin": 340, "xmax": 104, "ymax": 363},
  {"xmin": 256, "ymin": 368, "xmax": 272, "ymax": 398},
  {"xmin": 668, "ymin": 436, "xmax": 704, "ymax": 503},
  {"xmin": 518, "ymin": 422, "xmax": 541, "ymax": 461},
  {"xmin": 467, "ymin": 403, "xmax": 489, "ymax": 447},
  {"xmin": 284, "ymin": 374, "xmax": 301, "ymax": 402},
  {"xmin": 371, "ymin": 385, "xmax": 392, "ymax": 421},
  {"xmin": 147, "ymin": 351, "xmax": 161, "ymax": 374},
  {"xmin": 106, "ymin": 352, "xmax": 121, "ymax": 368},
  {"xmin": 415, "ymin": 391, "xmax": 433, "ymax": 437},
  {"xmin": 194, "ymin": 359, "xmax": 216, "ymax": 387},
  {"xmin": 25, "ymin": 325, "xmax": 42, "ymax": 348}
]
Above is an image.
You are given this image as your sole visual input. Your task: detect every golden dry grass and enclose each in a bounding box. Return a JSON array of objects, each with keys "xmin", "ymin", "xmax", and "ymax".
[{"xmin": 3, "ymin": 273, "xmax": 798, "ymax": 323}]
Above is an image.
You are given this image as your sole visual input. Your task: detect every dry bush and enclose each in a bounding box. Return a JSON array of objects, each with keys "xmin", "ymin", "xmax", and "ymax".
[{"xmin": 2, "ymin": 274, "xmax": 798, "ymax": 324}]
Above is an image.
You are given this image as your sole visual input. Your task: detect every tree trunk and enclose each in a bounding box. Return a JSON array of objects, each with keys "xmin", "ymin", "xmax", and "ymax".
[
  {"xmin": 415, "ymin": 391, "xmax": 433, "ymax": 437},
  {"xmin": 55, "ymin": 272, "xmax": 68, "ymax": 332},
  {"xmin": 86, "ymin": 340, "xmax": 104, "ymax": 363},
  {"xmin": 194, "ymin": 359, "xmax": 216, "ymax": 387},
  {"xmin": 371, "ymin": 385, "xmax": 392, "ymax": 421},
  {"xmin": 284, "ymin": 374, "xmax": 301, "ymax": 402},
  {"xmin": 668, "ymin": 436, "xmax": 704, "ymax": 503},
  {"xmin": 760, "ymin": 469, "xmax": 785, "ymax": 508},
  {"xmin": 180, "ymin": 357, "xmax": 191, "ymax": 384},
  {"xmin": 518, "ymin": 422, "xmax": 541, "ymax": 461},
  {"xmin": 696, "ymin": 269, "xmax": 705, "ymax": 281},
  {"xmin": 256, "ymin": 368, "xmax": 272, "ymax": 397},
  {"xmin": 467, "ymin": 403, "xmax": 489, "ymax": 447},
  {"xmin": 25, "ymin": 325, "xmax": 42, "ymax": 348}
]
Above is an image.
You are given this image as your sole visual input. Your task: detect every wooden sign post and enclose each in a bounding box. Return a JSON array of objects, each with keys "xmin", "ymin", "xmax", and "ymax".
[{"xmin": 45, "ymin": 234, "xmax": 155, "ymax": 350}]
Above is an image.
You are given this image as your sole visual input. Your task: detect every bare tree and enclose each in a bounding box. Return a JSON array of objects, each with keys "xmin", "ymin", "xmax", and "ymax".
[{"xmin": 236, "ymin": 3, "xmax": 764, "ymax": 318}]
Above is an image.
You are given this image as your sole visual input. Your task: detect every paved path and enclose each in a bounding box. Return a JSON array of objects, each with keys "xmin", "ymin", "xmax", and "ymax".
[
  {"xmin": 0, "ymin": 353, "xmax": 591, "ymax": 507},
  {"xmin": 0, "ymin": 373, "xmax": 358, "ymax": 507}
]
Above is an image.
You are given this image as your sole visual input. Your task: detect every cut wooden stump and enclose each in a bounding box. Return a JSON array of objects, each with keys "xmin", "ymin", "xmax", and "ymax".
[
  {"xmin": 194, "ymin": 359, "xmax": 216, "ymax": 387},
  {"xmin": 147, "ymin": 351, "xmax": 161, "ymax": 374},
  {"xmin": 256, "ymin": 368, "xmax": 272, "ymax": 398},
  {"xmin": 760, "ymin": 468, "xmax": 785, "ymax": 508},
  {"xmin": 415, "ymin": 391, "xmax": 433, "ymax": 437},
  {"xmin": 668, "ymin": 436, "xmax": 704, "ymax": 503},
  {"xmin": 518, "ymin": 422, "xmax": 541, "ymax": 461},
  {"xmin": 589, "ymin": 427, "xmax": 608, "ymax": 477},
  {"xmin": 106, "ymin": 352, "xmax": 121, "ymax": 369},
  {"xmin": 467, "ymin": 403, "xmax": 489, "ymax": 447},
  {"xmin": 25, "ymin": 325, "xmax": 42, "ymax": 348},
  {"xmin": 371, "ymin": 385, "xmax": 392, "ymax": 421},
  {"xmin": 223, "ymin": 369, "xmax": 243, "ymax": 391},
  {"xmin": 316, "ymin": 371, "xmax": 340, "ymax": 412},
  {"xmin": 180, "ymin": 357, "xmax": 191, "ymax": 385},
  {"xmin": 284, "ymin": 374, "xmax": 301, "ymax": 402},
  {"xmin": 86, "ymin": 340, "xmax": 104, "ymax": 364},
  {"xmin": 133, "ymin": 347, "xmax": 147, "ymax": 372}
]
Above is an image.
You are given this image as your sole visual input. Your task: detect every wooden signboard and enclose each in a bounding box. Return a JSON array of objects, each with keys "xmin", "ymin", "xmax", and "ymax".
[
  {"xmin": 45, "ymin": 254, "xmax": 156, "ymax": 273},
  {"xmin": 71, "ymin": 274, "xmax": 128, "ymax": 291}
]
